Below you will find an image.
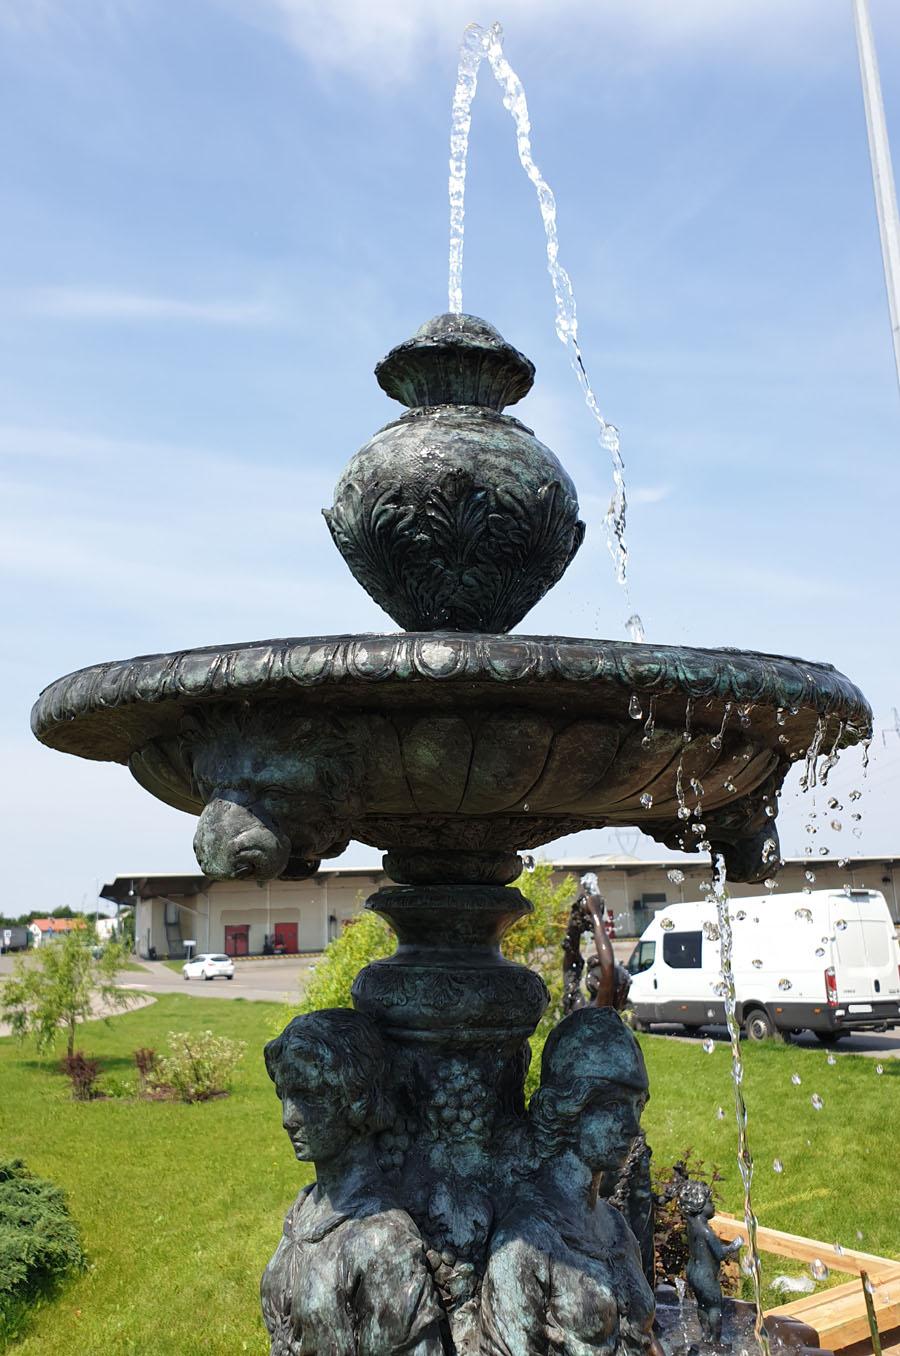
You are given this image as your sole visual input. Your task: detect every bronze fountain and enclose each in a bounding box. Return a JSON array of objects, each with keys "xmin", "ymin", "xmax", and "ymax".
[{"xmin": 32, "ymin": 312, "xmax": 870, "ymax": 1354}]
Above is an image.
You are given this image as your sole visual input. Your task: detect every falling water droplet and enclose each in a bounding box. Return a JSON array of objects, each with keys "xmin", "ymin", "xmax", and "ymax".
[
  {"xmin": 849, "ymin": 789, "xmax": 862, "ymax": 801},
  {"xmin": 826, "ymin": 1052, "xmax": 836, "ymax": 1064},
  {"xmin": 778, "ymin": 978, "xmax": 792, "ymax": 991},
  {"xmin": 628, "ymin": 694, "xmax": 642, "ymax": 720},
  {"xmin": 838, "ymin": 857, "xmax": 849, "ymax": 868},
  {"xmin": 791, "ymin": 1073, "xmax": 802, "ymax": 1086},
  {"xmin": 641, "ymin": 698, "xmax": 656, "ymax": 746},
  {"xmin": 703, "ymin": 921, "xmax": 720, "ymax": 941},
  {"xmin": 690, "ymin": 777, "xmax": 704, "ymax": 798},
  {"xmin": 723, "ymin": 779, "xmax": 736, "ymax": 793},
  {"xmin": 776, "ymin": 708, "xmax": 787, "ymax": 726},
  {"xmin": 833, "ymin": 1242, "xmax": 844, "ymax": 1255},
  {"xmin": 795, "ymin": 907, "xmax": 813, "ymax": 922},
  {"xmin": 828, "ymin": 797, "xmax": 840, "ymax": 809},
  {"xmin": 667, "ymin": 869, "xmax": 685, "ymax": 884},
  {"xmin": 811, "ymin": 1093, "xmax": 823, "ymax": 1110},
  {"xmin": 660, "ymin": 917, "xmax": 675, "ymax": 931},
  {"xmin": 699, "ymin": 881, "xmax": 712, "ymax": 893},
  {"xmin": 875, "ymin": 1063, "xmax": 884, "ymax": 1075},
  {"xmin": 626, "ymin": 614, "xmax": 645, "ymax": 643},
  {"xmin": 711, "ymin": 980, "xmax": 727, "ymax": 997},
  {"xmin": 764, "ymin": 879, "xmax": 778, "ymax": 891},
  {"xmin": 683, "ymin": 698, "xmax": 694, "ymax": 744},
  {"xmin": 805, "ymin": 870, "xmax": 816, "ymax": 883},
  {"xmin": 716, "ymin": 1106, "xmax": 725, "ymax": 1120},
  {"xmin": 835, "ymin": 919, "xmax": 847, "ymax": 932},
  {"xmin": 831, "ymin": 820, "xmax": 842, "ymax": 832},
  {"xmin": 815, "ymin": 947, "xmax": 826, "ymax": 958},
  {"xmin": 851, "ymin": 812, "xmax": 862, "ymax": 822},
  {"xmin": 702, "ymin": 1038, "xmax": 715, "ymax": 1054},
  {"xmin": 735, "ymin": 909, "xmax": 748, "ymax": 920},
  {"xmin": 752, "ymin": 958, "xmax": 763, "ymax": 969},
  {"xmin": 522, "ymin": 802, "xmax": 530, "ymax": 811},
  {"xmin": 810, "ymin": 1259, "xmax": 829, "ymax": 1281},
  {"xmin": 640, "ymin": 792, "xmax": 653, "ymax": 808},
  {"xmin": 522, "ymin": 854, "xmax": 536, "ymax": 872},
  {"xmin": 765, "ymin": 805, "xmax": 776, "ymax": 817},
  {"xmin": 772, "ymin": 1158, "xmax": 784, "ymax": 1174},
  {"xmin": 856, "ymin": 1230, "xmax": 864, "ymax": 1242},
  {"xmin": 818, "ymin": 846, "xmax": 830, "ymax": 857},
  {"xmin": 677, "ymin": 805, "xmax": 691, "ymax": 820}
]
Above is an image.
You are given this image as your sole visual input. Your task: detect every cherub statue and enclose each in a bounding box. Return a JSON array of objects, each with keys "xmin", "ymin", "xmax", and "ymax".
[
  {"xmin": 480, "ymin": 1007, "xmax": 655, "ymax": 1356},
  {"xmin": 677, "ymin": 1180, "xmax": 742, "ymax": 1344},
  {"xmin": 260, "ymin": 1009, "xmax": 447, "ymax": 1355}
]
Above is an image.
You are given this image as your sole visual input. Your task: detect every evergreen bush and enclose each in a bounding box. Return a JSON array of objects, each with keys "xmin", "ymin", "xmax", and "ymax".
[{"xmin": 0, "ymin": 1159, "xmax": 85, "ymax": 1343}]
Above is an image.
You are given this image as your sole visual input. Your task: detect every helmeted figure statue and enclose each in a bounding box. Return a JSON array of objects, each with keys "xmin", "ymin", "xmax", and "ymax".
[
  {"xmin": 260, "ymin": 1009, "xmax": 447, "ymax": 1356},
  {"xmin": 480, "ymin": 1008, "xmax": 656, "ymax": 1356},
  {"xmin": 677, "ymin": 1180, "xmax": 742, "ymax": 1344}
]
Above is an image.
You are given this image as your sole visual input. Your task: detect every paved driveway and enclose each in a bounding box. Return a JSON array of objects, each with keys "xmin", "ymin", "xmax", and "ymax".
[{"xmin": 120, "ymin": 956, "xmax": 317, "ymax": 1004}]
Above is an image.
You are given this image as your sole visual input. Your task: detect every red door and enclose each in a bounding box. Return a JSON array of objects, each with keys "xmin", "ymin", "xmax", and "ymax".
[
  {"xmin": 224, "ymin": 925, "xmax": 250, "ymax": 957},
  {"xmin": 274, "ymin": 923, "xmax": 298, "ymax": 954}
]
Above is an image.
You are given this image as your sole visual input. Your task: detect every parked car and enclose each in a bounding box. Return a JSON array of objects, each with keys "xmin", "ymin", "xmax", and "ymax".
[
  {"xmin": 625, "ymin": 889, "xmax": 900, "ymax": 1042},
  {"xmin": 182, "ymin": 953, "xmax": 235, "ymax": 982}
]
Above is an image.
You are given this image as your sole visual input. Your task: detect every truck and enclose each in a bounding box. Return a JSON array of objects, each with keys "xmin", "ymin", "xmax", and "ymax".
[
  {"xmin": 625, "ymin": 888, "xmax": 900, "ymax": 1042},
  {"xmin": 1, "ymin": 925, "xmax": 30, "ymax": 952}
]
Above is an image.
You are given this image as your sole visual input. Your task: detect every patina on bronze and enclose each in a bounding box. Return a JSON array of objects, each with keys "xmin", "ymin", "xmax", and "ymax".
[{"xmin": 31, "ymin": 316, "xmax": 872, "ymax": 1354}]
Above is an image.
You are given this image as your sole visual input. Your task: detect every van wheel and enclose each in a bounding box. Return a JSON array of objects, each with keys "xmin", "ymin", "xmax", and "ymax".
[
  {"xmin": 744, "ymin": 1009, "xmax": 776, "ymax": 1041},
  {"xmin": 815, "ymin": 1031, "xmax": 842, "ymax": 1045}
]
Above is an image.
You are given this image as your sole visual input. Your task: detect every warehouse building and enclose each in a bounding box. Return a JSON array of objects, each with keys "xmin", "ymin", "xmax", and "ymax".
[{"xmin": 101, "ymin": 854, "xmax": 900, "ymax": 960}]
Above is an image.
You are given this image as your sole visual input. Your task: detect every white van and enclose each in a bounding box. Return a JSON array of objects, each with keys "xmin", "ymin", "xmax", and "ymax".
[{"xmin": 625, "ymin": 889, "xmax": 900, "ymax": 1042}]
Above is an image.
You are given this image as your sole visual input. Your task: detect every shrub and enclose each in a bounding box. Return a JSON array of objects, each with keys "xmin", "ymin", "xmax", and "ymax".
[
  {"xmin": 59, "ymin": 1051, "xmax": 101, "ymax": 1101},
  {"xmin": 0, "ymin": 1160, "xmax": 85, "ymax": 1342},
  {"xmin": 150, "ymin": 1030, "xmax": 246, "ymax": 1103},
  {"xmin": 97, "ymin": 1073, "xmax": 136, "ymax": 1099},
  {"xmin": 298, "ymin": 910, "xmax": 395, "ymax": 1014},
  {"xmin": 133, "ymin": 1047, "xmax": 157, "ymax": 1090}
]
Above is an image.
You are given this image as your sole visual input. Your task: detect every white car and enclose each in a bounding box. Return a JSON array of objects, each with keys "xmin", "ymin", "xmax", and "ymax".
[{"xmin": 182, "ymin": 952, "xmax": 235, "ymax": 982}]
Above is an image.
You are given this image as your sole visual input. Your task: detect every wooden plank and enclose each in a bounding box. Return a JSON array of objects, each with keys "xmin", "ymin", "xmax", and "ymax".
[
  {"xmin": 713, "ymin": 1214, "xmax": 900, "ymax": 1279},
  {"xmin": 770, "ymin": 1276, "xmax": 900, "ymax": 1350}
]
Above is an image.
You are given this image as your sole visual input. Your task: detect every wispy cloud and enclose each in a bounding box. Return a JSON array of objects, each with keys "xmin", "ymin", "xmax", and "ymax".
[
  {"xmin": 218, "ymin": 0, "xmax": 856, "ymax": 84},
  {"xmin": 23, "ymin": 287, "xmax": 278, "ymax": 326}
]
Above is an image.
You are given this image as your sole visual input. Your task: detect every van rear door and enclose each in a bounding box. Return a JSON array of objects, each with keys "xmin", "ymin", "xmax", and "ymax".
[{"xmin": 830, "ymin": 892, "xmax": 899, "ymax": 1005}]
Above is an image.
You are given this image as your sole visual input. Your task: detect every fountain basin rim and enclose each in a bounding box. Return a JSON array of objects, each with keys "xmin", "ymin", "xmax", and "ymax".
[{"xmin": 32, "ymin": 631, "xmax": 871, "ymax": 765}]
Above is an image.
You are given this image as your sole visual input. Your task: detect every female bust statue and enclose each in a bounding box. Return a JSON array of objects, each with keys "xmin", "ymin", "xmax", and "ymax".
[
  {"xmin": 480, "ymin": 1007, "xmax": 655, "ymax": 1356},
  {"xmin": 260, "ymin": 1009, "xmax": 447, "ymax": 1356}
]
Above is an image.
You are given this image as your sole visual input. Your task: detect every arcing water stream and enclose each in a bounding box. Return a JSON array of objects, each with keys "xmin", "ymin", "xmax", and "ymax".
[
  {"xmin": 711, "ymin": 852, "xmax": 771, "ymax": 1356},
  {"xmin": 448, "ymin": 21, "xmax": 644, "ymax": 642}
]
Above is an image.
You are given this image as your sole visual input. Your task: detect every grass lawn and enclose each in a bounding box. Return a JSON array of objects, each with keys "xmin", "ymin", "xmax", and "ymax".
[{"xmin": 1, "ymin": 1001, "xmax": 897, "ymax": 1353}]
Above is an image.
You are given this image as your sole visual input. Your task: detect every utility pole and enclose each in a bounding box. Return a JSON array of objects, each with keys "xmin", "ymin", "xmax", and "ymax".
[{"xmin": 853, "ymin": 0, "xmax": 900, "ymax": 395}]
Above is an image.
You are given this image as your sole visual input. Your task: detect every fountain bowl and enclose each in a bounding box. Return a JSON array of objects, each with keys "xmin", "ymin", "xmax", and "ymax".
[{"xmin": 31, "ymin": 630, "xmax": 870, "ymax": 885}]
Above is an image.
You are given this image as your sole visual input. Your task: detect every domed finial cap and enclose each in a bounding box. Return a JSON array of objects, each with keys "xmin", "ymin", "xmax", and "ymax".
[{"xmin": 375, "ymin": 313, "xmax": 535, "ymax": 410}]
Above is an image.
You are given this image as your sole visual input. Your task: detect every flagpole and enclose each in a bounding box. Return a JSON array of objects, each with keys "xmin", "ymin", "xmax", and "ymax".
[{"xmin": 853, "ymin": 0, "xmax": 900, "ymax": 395}]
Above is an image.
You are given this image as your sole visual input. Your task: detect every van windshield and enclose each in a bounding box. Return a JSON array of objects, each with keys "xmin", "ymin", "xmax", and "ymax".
[{"xmin": 627, "ymin": 940, "xmax": 656, "ymax": 975}]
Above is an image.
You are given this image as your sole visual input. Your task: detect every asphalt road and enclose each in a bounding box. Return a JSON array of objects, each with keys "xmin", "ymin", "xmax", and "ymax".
[
  {"xmin": 0, "ymin": 953, "xmax": 317, "ymax": 1006},
  {"xmin": 120, "ymin": 956, "xmax": 317, "ymax": 1004},
  {"xmin": 3, "ymin": 951, "xmax": 898, "ymax": 1056}
]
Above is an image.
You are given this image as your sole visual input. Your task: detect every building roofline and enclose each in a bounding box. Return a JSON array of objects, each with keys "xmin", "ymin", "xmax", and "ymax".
[{"xmin": 100, "ymin": 853, "xmax": 899, "ymax": 902}]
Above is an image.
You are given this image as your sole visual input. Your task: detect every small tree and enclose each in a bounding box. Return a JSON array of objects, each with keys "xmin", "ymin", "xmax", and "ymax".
[{"xmin": 0, "ymin": 928, "xmax": 137, "ymax": 1058}]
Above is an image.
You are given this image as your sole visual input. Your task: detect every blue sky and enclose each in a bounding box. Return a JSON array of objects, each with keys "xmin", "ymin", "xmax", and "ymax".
[{"xmin": 1, "ymin": 0, "xmax": 898, "ymax": 913}]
